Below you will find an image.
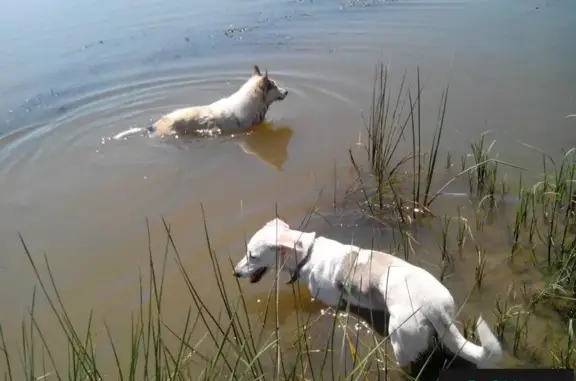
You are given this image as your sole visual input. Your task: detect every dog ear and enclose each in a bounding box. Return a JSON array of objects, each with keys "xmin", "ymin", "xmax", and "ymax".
[
  {"xmin": 276, "ymin": 232, "xmax": 295, "ymax": 248},
  {"xmin": 253, "ymin": 65, "xmax": 262, "ymax": 76},
  {"xmin": 275, "ymin": 232, "xmax": 302, "ymax": 257},
  {"xmin": 265, "ymin": 218, "xmax": 290, "ymax": 230},
  {"xmin": 264, "ymin": 69, "xmax": 268, "ymax": 79}
]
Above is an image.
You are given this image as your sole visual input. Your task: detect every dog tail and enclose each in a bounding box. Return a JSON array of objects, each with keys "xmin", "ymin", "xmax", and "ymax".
[
  {"xmin": 430, "ymin": 313, "xmax": 502, "ymax": 368},
  {"xmin": 112, "ymin": 126, "xmax": 154, "ymax": 140}
]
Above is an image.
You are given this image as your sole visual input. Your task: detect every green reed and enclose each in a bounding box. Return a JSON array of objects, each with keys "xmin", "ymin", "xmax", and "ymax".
[
  {"xmin": 350, "ymin": 63, "xmax": 448, "ymax": 225},
  {"xmin": 440, "ymin": 215, "xmax": 451, "ymax": 262},
  {"xmin": 469, "ymin": 134, "xmax": 496, "ymax": 196},
  {"xmin": 512, "ymin": 310, "xmax": 529, "ymax": 357},
  {"xmin": 473, "ymin": 244, "xmax": 487, "ymax": 289},
  {"xmin": 494, "ymin": 292, "xmax": 513, "ymax": 342},
  {"xmin": 551, "ymin": 319, "xmax": 576, "ymax": 369},
  {"xmin": 511, "ymin": 189, "xmax": 531, "ymax": 257},
  {"xmin": 455, "ymin": 207, "xmax": 468, "ymax": 252},
  {"xmin": 461, "ymin": 317, "xmax": 477, "ymax": 341}
]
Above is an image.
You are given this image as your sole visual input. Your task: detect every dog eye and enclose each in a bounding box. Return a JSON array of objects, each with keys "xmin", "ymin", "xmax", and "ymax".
[{"xmin": 248, "ymin": 251, "xmax": 255, "ymax": 260}]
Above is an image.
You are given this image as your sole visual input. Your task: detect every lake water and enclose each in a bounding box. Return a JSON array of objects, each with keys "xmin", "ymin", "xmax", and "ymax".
[{"xmin": 1, "ymin": 0, "xmax": 575, "ymax": 377}]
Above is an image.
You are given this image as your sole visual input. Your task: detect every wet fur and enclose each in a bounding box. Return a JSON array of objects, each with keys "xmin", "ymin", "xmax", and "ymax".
[
  {"xmin": 233, "ymin": 218, "xmax": 503, "ymax": 371},
  {"xmin": 112, "ymin": 65, "xmax": 287, "ymax": 140}
]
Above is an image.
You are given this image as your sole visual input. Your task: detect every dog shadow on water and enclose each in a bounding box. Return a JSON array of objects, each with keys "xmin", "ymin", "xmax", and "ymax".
[
  {"xmin": 235, "ymin": 122, "xmax": 294, "ymax": 171},
  {"xmin": 244, "ymin": 287, "xmax": 478, "ymax": 381}
]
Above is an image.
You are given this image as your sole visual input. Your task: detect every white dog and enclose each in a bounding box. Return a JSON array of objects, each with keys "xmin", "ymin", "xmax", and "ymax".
[
  {"xmin": 233, "ymin": 218, "xmax": 502, "ymax": 371},
  {"xmin": 112, "ymin": 65, "xmax": 288, "ymax": 140}
]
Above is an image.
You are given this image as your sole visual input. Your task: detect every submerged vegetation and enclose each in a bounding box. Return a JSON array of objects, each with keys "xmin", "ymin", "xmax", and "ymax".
[{"xmin": 2, "ymin": 62, "xmax": 576, "ymax": 380}]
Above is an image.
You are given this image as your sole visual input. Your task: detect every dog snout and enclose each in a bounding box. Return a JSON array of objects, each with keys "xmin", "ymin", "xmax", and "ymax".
[
  {"xmin": 233, "ymin": 260, "xmax": 247, "ymax": 278},
  {"xmin": 276, "ymin": 87, "xmax": 288, "ymax": 98},
  {"xmin": 233, "ymin": 265, "xmax": 244, "ymax": 278}
]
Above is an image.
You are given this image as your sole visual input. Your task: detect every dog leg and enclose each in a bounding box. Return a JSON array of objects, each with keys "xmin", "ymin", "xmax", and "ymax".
[
  {"xmin": 388, "ymin": 311, "xmax": 431, "ymax": 372},
  {"xmin": 388, "ymin": 322, "xmax": 413, "ymax": 369},
  {"xmin": 310, "ymin": 283, "xmax": 350, "ymax": 310}
]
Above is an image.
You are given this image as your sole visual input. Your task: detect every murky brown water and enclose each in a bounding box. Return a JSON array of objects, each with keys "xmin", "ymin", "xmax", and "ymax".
[{"xmin": 1, "ymin": 0, "xmax": 576, "ymax": 378}]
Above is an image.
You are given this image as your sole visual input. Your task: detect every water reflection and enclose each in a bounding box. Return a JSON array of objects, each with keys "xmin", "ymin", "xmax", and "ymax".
[
  {"xmin": 243, "ymin": 284, "xmax": 325, "ymax": 328},
  {"xmin": 238, "ymin": 122, "xmax": 294, "ymax": 171}
]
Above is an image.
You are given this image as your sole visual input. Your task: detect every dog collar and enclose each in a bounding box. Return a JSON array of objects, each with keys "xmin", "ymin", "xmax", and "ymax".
[{"xmin": 286, "ymin": 238, "xmax": 315, "ymax": 284}]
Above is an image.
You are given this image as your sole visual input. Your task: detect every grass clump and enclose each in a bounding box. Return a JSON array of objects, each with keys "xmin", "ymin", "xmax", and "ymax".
[{"xmin": 350, "ymin": 63, "xmax": 447, "ymax": 222}]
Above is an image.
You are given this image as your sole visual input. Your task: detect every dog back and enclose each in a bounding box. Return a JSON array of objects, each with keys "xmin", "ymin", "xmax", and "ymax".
[{"xmin": 335, "ymin": 248, "xmax": 400, "ymax": 311}]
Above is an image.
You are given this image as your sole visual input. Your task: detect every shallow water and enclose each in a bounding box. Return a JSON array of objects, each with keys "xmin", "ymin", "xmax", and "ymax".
[{"xmin": 1, "ymin": 0, "xmax": 576, "ymax": 377}]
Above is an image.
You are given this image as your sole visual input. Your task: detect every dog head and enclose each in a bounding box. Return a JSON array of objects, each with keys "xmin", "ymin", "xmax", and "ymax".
[
  {"xmin": 233, "ymin": 218, "xmax": 315, "ymax": 283},
  {"xmin": 252, "ymin": 65, "xmax": 288, "ymax": 105}
]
